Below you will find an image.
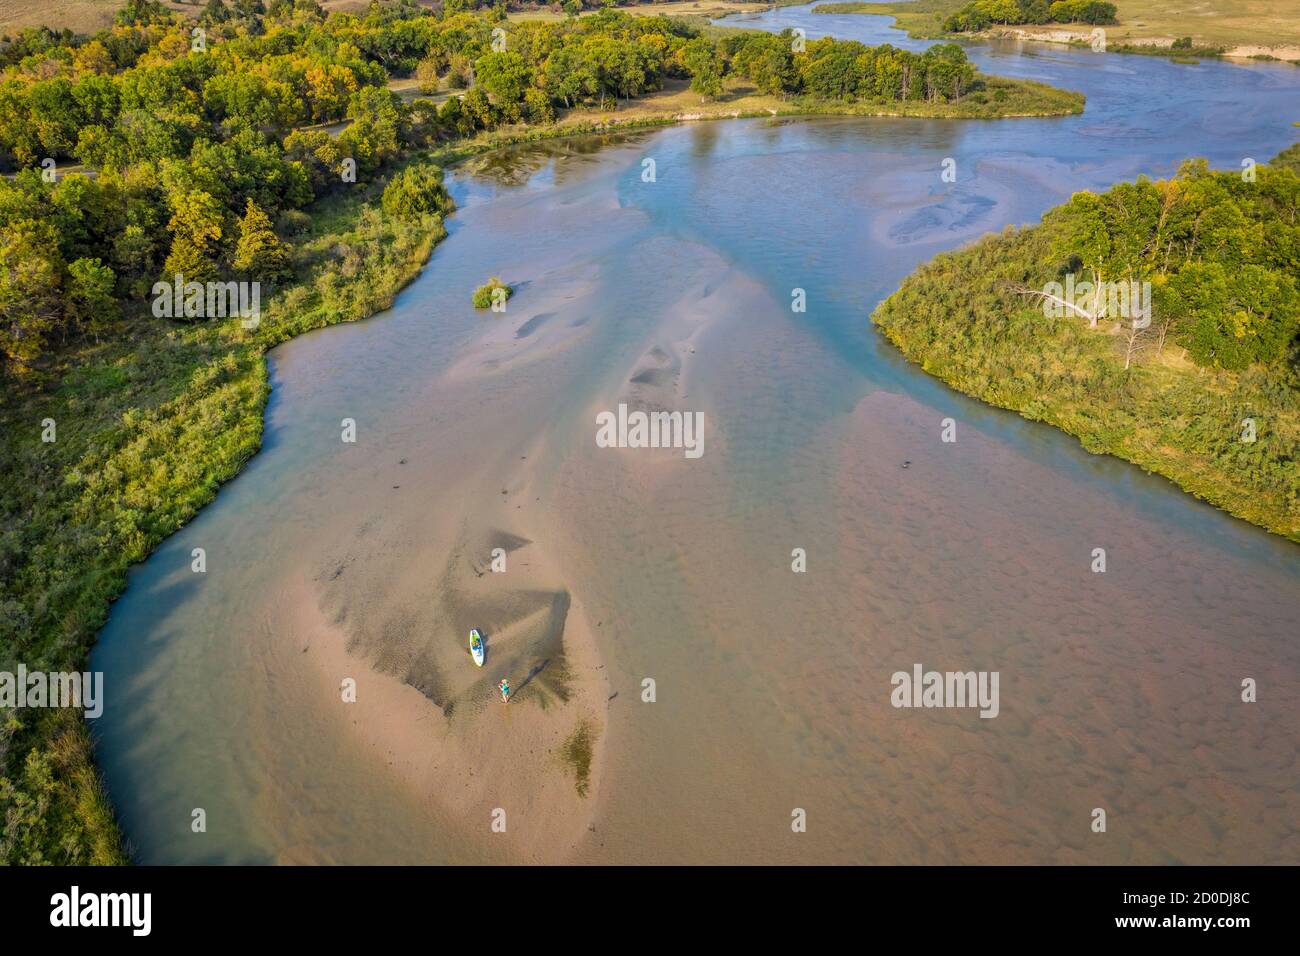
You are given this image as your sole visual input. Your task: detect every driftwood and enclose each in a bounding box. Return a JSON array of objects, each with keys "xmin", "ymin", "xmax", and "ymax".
[
  {"xmin": 1008, "ymin": 283, "xmax": 1098, "ymax": 323},
  {"xmin": 1007, "ymin": 283, "xmax": 1153, "ymax": 369}
]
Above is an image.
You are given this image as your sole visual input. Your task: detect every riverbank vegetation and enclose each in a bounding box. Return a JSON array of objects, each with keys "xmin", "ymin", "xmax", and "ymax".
[
  {"xmin": 819, "ymin": 0, "xmax": 1119, "ymax": 32},
  {"xmin": 873, "ymin": 152, "xmax": 1300, "ymax": 542},
  {"xmin": 941, "ymin": 0, "xmax": 1116, "ymax": 34},
  {"xmin": 560, "ymin": 719, "xmax": 596, "ymax": 797},
  {"xmin": 473, "ymin": 275, "xmax": 513, "ymax": 308}
]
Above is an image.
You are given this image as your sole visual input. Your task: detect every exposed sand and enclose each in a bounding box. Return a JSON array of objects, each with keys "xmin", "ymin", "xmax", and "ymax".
[
  {"xmin": 278, "ymin": 536, "xmax": 609, "ymax": 863},
  {"xmin": 247, "ymin": 251, "xmax": 628, "ymax": 863},
  {"xmin": 276, "ymin": 225, "xmax": 748, "ymax": 863},
  {"xmin": 237, "ymin": 154, "xmax": 739, "ymax": 864},
  {"xmin": 992, "ymin": 26, "xmax": 1300, "ymax": 61},
  {"xmin": 992, "ymin": 27, "xmax": 1104, "ymax": 46},
  {"xmin": 444, "ymin": 264, "xmax": 601, "ymax": 383},
  {"xmin": 264, "ymin": 463, "xmax": 611, "ymax": 863},
  {"xmin": 1225, "ymin": 43, "xmax": 1300, "ymax": 60}
]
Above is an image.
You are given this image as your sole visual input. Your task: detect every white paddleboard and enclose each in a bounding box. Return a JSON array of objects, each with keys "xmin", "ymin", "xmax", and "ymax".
[{"xmin": 469, "ymin": 629, "xmax": 485, "ymax": 667}]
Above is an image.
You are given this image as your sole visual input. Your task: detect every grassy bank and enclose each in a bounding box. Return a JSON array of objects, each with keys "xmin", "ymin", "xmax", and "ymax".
[
  {"xmin": 813, "ymin": 0, "xmax": 964, "ymax": 38},
  {"xmin": 0, "ymin": 158, "xmax": 450, "ymax": 863},
  {"xmin": 873, "ymin": 155, "xmax": 1300, "ymax": 543},
  {"xmin": 545, "ymin": 73, "xmax": 1083, "ymax": 122},
  {"xmin": 813, "ymin": 0, "xmax": 1300, "ymax": 62}
]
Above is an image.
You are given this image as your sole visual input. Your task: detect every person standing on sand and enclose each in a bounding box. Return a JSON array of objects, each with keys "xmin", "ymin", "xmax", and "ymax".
[{"xmin": 499, "ymin": 678, "xmax": 510, "ymax": 704}]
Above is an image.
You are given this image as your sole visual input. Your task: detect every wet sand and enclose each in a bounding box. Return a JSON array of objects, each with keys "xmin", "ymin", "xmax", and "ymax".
[
  {"xmin": 279, "ymin": 538, "xmax": 608, "ymax": 864},
  {"xmin": 247, "ymin": 219, "xmax": 756, "ymax": 863},
  {"xmin": 265, "ymin": 256, "xmax": 625, "ymax": 863}
]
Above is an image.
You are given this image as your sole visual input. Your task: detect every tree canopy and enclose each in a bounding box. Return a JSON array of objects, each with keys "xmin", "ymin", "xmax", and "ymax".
[
  {"xmin": 943, "ymin": 0, "xmax": 1118, "ymax": 32},
  {"xmin": 0, "ymin": 2, "xmax": 1003, "ymax": 378}
]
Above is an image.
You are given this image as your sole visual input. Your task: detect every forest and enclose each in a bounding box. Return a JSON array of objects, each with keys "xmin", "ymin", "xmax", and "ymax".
[
  {"xmin": 0, "ymin": 0, "xmax": 1005, "ymax": 377},
  {"xmin": 873, "ymin": 153, "xmax": 1300, "ymax": 541}
]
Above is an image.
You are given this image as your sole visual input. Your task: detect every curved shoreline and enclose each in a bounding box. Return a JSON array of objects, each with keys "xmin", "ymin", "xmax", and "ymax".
[
  {"xmin": 14, "ymin": 5, "xmax": 1286, "ymax": 864},
  {"xmin": 24, "ymin": 107, "xmax": 1289, "ymax": 865},
  {"xmin": 872, "ymin": 220, "xmax": 1300, "ymax": 545},
  {"xmin": 9, "ymin": 77, "xmax": 1076, "ymax": 864}
]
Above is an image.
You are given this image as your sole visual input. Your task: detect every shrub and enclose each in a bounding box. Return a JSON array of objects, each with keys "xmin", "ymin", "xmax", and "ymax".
[
  {"xmin": 381, "ymin": 163, "xmax": 453, "ymax": 222},
  {"xmin": 472, "ymin": 276, "xmax": 513, "ymax": 309}
]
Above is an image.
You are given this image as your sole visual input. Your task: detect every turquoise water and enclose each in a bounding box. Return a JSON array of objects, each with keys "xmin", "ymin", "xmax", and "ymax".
[{"xmin": 91, "ymin": 7, "xmax": 1300, "ymax": 864}]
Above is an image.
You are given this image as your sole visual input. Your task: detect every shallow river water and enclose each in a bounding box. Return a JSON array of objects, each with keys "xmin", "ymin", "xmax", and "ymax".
[{"xmin": 92, "ymin": 4, "xmax": 1300, "ymax": 864}]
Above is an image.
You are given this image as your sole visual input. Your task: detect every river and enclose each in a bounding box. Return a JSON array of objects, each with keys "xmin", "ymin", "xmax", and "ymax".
[{"xmin": 91, "ymin": 4, "xmax": 1300, "ymax": 864}]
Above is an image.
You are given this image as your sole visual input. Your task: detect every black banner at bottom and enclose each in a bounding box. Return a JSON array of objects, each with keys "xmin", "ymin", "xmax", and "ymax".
[{"xmin": 0, "ymin": 865, "xmax": 1280, "ymax": 942}]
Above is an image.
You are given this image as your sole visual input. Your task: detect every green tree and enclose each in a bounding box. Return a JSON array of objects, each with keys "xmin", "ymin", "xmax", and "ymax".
[
  {"xmin": 524, "ymin": 87, "xmax": 555, "ymax": 123},
  {"xmin": 799, "ymin": 41, "xmax": 862, "ymax": 100},
  {"xmin": 461, "ymin": 86, "xmax": 497, "ymax": 129},
  {"xmin": 114, "ymin": 0, "xmax": 172, "ymax": 27},
  {"xmin": 233, "ymin": 198, "xmax": 292, "ymax": 281},
  {"xmin": 682, "ymin": 38, "xmax": 722, "ymax": 100},
  {"xmin": 66, "ymin": 257, "xmax": 120, "ymax": 341},
  {"xmin": 543, "ymin": 43, "xmax": 597, "ymax": 108},
  {"xmin": 112, "ymin": 224, "xmax": 158, "ymax": 298},
  {"xmin": 339, "ymin": 87, "xmax": 407, "ymax": 177},
  {"xmin": 201, "ymin": 0, "xmax": 232, "ymax": 25},
  {"xmin": 0, "ymin": 220, "xmax": 63, "ymax": 375},
  {"xmin": 381, "ymin": 163, "xmax": 453, "ymax": 221},
  {"xmin": 163, "ymin": 189, "xmax": 224, "ymax": 284},
  {"xmin": 1166, "ymin": 261, "xmax": 1299, "ymax": 369},
  {"xmin": 475, "ymin": 51, "xmax": 532, "ymax": 121}
]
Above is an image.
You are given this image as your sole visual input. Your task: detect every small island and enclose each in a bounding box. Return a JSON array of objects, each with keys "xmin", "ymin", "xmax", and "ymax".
[{"xmin": 473, "ymin": 276, "xmax": 514, "ymax": 309}]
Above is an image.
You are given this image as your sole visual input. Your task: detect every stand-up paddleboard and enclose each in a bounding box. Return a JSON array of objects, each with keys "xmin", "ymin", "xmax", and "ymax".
[{"xmin": 469, "ymin": 629, "xmax": 485, "ymax": 667}]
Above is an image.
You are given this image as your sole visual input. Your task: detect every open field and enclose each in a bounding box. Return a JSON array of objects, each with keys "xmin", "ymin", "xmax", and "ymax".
[
  {"xmin": 1073, "ymin": 0, "xmax": 1300, "ymax": 60},
  {"xmin": 0, "ymin": 0, "xmax": 377, "ymax": 33},
  {"xmin": 1106, "ymin": 0, "xmax": 1300, "ymax": 54},
  {"xmin": 816, "ymin": 0, "xmax": 1300, "ymax": 61},
  {"xmin": 0, "ymin": 0, "xmax": 119, "ymax": 34},
  {"xmin": 0, "ymin": 0, "xmax": 769, "ymax": 34},
  {"xmin": 508, "ymin": 0, "xmax": 776, "ymax": 23}
]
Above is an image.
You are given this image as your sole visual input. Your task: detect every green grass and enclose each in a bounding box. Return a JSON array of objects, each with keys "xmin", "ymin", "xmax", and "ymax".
[
  {"xmin": 872, "ymin": 186, "xmax": 1300, "ymax": 543},
  {"xmin": 0, "ymin": 156, "xmax": 450, "ymax": 864},
  {"xmin": 472, "ymin": 276, "xmax": 513, "ymax": 309},
  {"xmin": 813, "ymin": 0, "xmax": 964, "ymax": 39},
  {"xmin": 559, "ymin": 720, "xmax": 597, "ymax": 798}
]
